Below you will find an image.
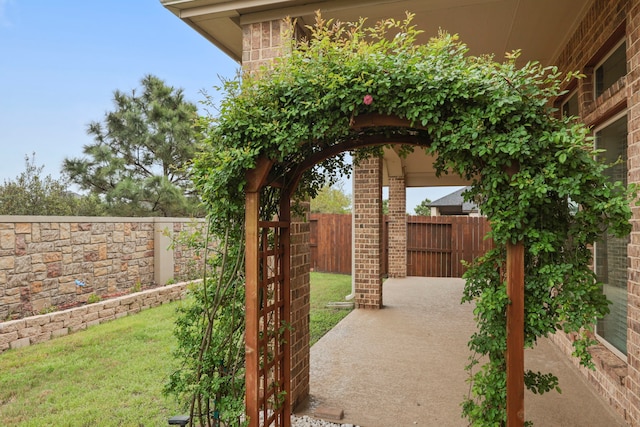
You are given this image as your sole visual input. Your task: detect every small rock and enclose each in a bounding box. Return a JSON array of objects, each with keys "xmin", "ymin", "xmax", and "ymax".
[{"xmin": 291, "ymin": 415, "xmax": 360, "ymax": 427}]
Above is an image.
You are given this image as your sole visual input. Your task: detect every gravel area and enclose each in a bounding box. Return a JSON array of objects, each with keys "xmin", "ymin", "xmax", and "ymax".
[{"xmin": 292, "ymin": 415, "xmax": 358, "ymax": 427}]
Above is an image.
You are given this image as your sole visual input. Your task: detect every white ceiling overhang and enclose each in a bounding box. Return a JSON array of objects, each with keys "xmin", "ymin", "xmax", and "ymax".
[
  {"xmin": 382, "ymin": 146, "xmax": 468, "ymax": 187},
  {"xmin": 160, "ymin": 0, "xmax": 591, "ymax": 64}
]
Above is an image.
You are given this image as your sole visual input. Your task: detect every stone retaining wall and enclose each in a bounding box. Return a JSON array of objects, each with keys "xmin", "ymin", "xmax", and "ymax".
[
  {"xmin": 0, "ymin": 216, "xmax": 207, "ymax": 321},
  {"xmin": 0, "ymin": 281, "xmax": 190, "ymax": 353}
]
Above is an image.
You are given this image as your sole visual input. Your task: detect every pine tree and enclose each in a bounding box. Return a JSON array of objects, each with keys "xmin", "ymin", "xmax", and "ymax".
[{"xmin": 63, "ymin": 75, "xmax": 203, "ymax": 217}]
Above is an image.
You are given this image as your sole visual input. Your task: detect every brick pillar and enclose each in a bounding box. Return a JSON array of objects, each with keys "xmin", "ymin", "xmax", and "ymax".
[
  {"xmin": 242, "ymin": 19, "xmax": 289, "ymax": 73},
  {"xmin": 242, "ymin": 19, "xmax": 311, "ymax": 408},
  {"xmin": 353, "ymin": 157, "xmax": 384, "ymax": 308},
  {"xmin": 387, "ymin": 176, "xmax": 407, "ymax": 278},
  {"xmin": 289, "ymin": 207, "xmax": 310, "ymax": 409},
  {"xmin": 625, "ymin": 2, "xmax": 640, "ymax": 424}
]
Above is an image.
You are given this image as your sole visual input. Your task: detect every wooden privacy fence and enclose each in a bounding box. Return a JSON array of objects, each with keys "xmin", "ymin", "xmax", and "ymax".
[
  {"xmin": 310, "ymin": 213, "xmax": 352, "ymax": 274},
  {"xmin": 310, "ymin": 213, "xmax": 493, "ymax": 277},
  {"xmin": 404, "ymin": 215, "xmax": 493, "ymax": 277}
]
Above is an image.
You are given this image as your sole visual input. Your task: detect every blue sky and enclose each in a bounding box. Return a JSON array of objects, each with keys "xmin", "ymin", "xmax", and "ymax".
[
  {"xmin": 0, "ymin": 0, "xmax": 238, "ymax": 181},
  {"xmin": 0, "ymin": 0, "xmax": 460, "ymax": 212}
]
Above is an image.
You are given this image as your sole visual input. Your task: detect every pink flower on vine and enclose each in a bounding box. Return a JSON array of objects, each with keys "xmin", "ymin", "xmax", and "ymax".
[{"xmin": 363, "ymin": 94, "xmax": 373, "ymax": 105}]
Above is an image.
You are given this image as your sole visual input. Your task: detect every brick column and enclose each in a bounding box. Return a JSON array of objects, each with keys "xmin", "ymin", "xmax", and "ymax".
[
  {"xmin": 387, "ymin": 176, "xmax": 407, "ymax": 278},
  {"xmin": 242, "ymin": 19, "xmax": 311, "ymax": 409},
  {"xmin": 242, "ymin": 19, "xmax": 289, "ymax": 73},
  {"xmin": 353, "ymin": 157, "xmax": 384, "ymax": 308},
  {"xmin": 289, "ymin": 207, "xmax": 310, "ymax": 409}
]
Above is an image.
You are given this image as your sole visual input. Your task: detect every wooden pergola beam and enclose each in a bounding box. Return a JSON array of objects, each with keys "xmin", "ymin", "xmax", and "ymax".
[
  {"xmin": 245, "ymin": 156, "xmax": 291, "ymax": 427},
  {"xmin": 506, "ymin": 239, "xmax": 525, "ymax": 426},
  {"xmin": 505, "ymin": 161, "xmax": 525, "ymax": 427},
  {"xmin": 245, "ymin": 190, "xmax": 260, "ymax": 427},
  {"xmin": 246, "ymin": 157, "xmax": 275, "ymax": 192}
]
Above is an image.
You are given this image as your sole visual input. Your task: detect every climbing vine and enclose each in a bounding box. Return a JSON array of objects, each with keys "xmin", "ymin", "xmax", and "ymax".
[{"xmin": 167, "ymin": 12, "xmax": 634, "ymax": 426}]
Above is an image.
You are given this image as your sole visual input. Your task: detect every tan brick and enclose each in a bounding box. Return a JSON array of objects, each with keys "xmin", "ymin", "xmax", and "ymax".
[
  {"xmin": 10, "ymin": 337, "xmax": 30, "ymax": 349},
  {"xmin": 59, "ymin": 223, "xmax": 70, "ymax": 240},
  {"xmin": 68, "ymin": 323, "xmax": 87, "ymax": 333},
  {"xmin": 51, "ymin": 328, "xmax": 68, "ymax": 338},
  {"xmin": 98, "ymin": 308, "xmax": 116, "ymax": 318},
  {"xmin": 41, "ymin": 321, "xmax": 64, "ymax": 333},
  {"xmin": 0, "ymin": 230, "xmax": 14, "ymax": 250},
  {"xmin": 0, "ymin": 331, "xmax": 19, "ymax": 346},
  {"xmin": 43, "ymin": 252, "xmax": 62, "ymax": 263},
  {"xmin": 15, "ymin": 223, "xmax": 31, "ymax": 234},
  {"xmin": 91, "ymin": 233, "xmax": 106, "ymax": 244},
  {"xmin": 94, "ymin": 267, "xmax": 108, "ymax": 277},
  {"xmin": 83, "ymin": 312, "xmax": 99, "ymax": 323},
  {"xmin": 0, "ymin": 256, "xmax": 14, "ymax": 270},
  {"xmin": 86, "ymin": 319, "xmax": 100, "ymax": 328}
]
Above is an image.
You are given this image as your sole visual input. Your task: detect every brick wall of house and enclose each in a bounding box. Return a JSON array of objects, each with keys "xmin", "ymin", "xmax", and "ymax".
[
  {"xmin": 0, "ymin": 216, "xmax": 205, "ymax": 322},
  {"xmin": 353, "ymin": 157, "xmax": 383, "ymax": 308},
  {"xmin": 550, "ymin": 0, "xmax": 640, "ymax": 424},
  {"xmin": 627, "ymin": 2, "xmax": 640, "ymax": 424},
  {"xmin": 388, "ymin": 176, "xmax": 407, "ymax": 278}
]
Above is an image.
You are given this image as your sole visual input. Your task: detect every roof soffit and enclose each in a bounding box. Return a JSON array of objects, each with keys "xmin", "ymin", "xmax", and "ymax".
[{"xmin": 161, "ymin": 0, "xmax": 592, "ymax": 64}]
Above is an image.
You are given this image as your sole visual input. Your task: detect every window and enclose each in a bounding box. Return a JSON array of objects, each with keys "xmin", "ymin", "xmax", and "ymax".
[
  {"xmin": 561, "ymin": 90, "xmax": 579, "ymax": 117},
  {"xmin": 594, "ymin": 113, "xmax": 628, "ymax": 356},
  {"xmin": 595, "ymin": 40, "xmax": 626, "ymax": 98}
]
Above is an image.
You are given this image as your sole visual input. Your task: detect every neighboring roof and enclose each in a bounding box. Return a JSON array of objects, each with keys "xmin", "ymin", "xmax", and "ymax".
[{"xmin": 429, "ymin": 186, "xmax": 477, "ymax": 213}]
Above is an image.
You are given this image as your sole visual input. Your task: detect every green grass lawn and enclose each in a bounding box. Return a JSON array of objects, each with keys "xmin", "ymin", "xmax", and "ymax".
[
  {"xmin": 0, "ymin": 302, "xmax": 184, "ymax": 426},
  {"xmin": 0, "ymin": 273, "xmax": 352, "ymax": 426},
  {"xmin": 309, "ymin": 272, "xmax": 353, "ymax": 346}
]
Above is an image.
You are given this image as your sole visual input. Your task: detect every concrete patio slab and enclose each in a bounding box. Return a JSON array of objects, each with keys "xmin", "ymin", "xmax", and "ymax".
[{"xmin": 295, "ymin": 277, "xmax": 627, "ymax": 427}]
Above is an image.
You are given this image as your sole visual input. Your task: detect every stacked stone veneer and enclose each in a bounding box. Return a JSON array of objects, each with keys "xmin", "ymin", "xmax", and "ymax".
[
  {"xmin": 0, "ymin": 281, "xmax": 189, "ymax": 353},
  {"xmin": 549, "ymin": 0, "xmax": 640, "ymax": 425},
  {"xmin": 0, "ymin": 216, "xmax": 206, "ymax": 322}
]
